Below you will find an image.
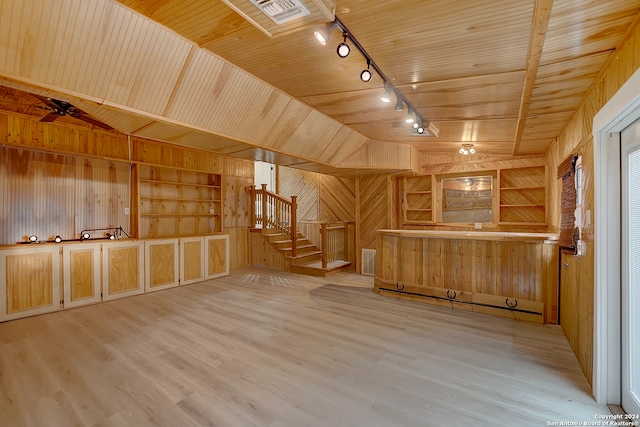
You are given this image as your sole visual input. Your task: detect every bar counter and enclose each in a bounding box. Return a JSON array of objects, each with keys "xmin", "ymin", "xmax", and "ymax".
[{"xmin": 374, "ymin": 230, "xmax": 559, "ymax": 324}]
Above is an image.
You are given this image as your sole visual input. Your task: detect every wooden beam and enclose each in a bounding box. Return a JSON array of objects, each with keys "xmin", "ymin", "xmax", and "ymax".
[{"xmin": 512, "ymin": 0, "xmax": 554, "ymax": 156}]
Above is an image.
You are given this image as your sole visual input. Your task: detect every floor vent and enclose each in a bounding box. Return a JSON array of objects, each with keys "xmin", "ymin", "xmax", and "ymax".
[{"xmin": 361, "ymin": 249, "xmax": 376, "ymax": 276}]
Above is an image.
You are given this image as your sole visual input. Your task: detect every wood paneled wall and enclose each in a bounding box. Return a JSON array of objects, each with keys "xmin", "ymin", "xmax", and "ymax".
[
  {"xmin": 0, "ymin": 110, "xmax": 254, "ymax": 268},
  {"xmin": 0, "ymin": 146, "xmax": 130, "ymax": 244},
  {"xmin": 277, "ymin": 167, "xmax": 319, "ymax": 221},
  {"xmin": 549, "ymin": 14, "xmax": 640, "ymax": 386}
]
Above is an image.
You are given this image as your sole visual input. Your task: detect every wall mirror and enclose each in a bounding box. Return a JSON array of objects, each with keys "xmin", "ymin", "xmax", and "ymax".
[{"xmin": 441, "ymin": 176, "xmax": 492, "ymax": 223}]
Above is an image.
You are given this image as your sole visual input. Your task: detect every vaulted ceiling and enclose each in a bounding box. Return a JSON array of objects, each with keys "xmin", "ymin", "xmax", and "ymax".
[{"xmin": 0, "ymin": 0, "xmax": 639, "ymax": 173}]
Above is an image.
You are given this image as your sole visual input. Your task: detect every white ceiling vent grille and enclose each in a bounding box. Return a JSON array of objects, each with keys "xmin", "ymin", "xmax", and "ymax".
[{"xmin": 251, "ymin": 0, "xmax": 310, "ymax": 24}]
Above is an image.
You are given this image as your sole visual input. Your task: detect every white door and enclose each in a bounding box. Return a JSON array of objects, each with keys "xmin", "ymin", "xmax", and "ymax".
[{"xmin": 621, "ymin": 116, "xmax": 640, "ymax": 415}]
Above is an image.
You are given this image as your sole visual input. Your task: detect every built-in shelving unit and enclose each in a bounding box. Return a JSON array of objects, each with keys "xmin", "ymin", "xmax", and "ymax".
[
  {"xmin": 498, "ymin": 166, "xmax": 546, "ymax": 225},
  {"xmin": 402, "ymin": 175, "xmax": 433, "ymax": 225},
  {"xmin": 138, "ymin": 166, "xmax": 222, "ymax": 238}
]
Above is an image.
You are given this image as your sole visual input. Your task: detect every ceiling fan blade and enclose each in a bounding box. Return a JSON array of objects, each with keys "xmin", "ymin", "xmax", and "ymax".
[
  {"xmin": 40, "ymin": 111, "xmax": 60, "ymax": 122},
  {"xmin": 76, "ymin": 113, "xmax": 113, "ymax": 130},
  {"xmin": 31, "ymin": 94, "xmax": 59, "ymax": 111}
]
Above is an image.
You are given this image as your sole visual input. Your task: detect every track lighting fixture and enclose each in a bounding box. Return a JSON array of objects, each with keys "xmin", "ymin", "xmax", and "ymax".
[
  {"xmin": 54, "ymin": 235, "xmax": 62, "ymax": 243},
  {"xmin": 81, "ymin": 232, "xmax": 91, "ymax": 240},
  {"xmin": 380, "ymin": 85, "xmax": 393, "ymax": 103},
  {"xmin": 394, "ymin": 95, "xmax": 404, "ymax": 111},
  {"xmin": 313, "ymin": 20, "xmax": 339, "ymax": 45},
  {"xmin": 28, "ymin": 235, "xmax": 38, "ymax": 242},
  {"xmin": 360, "ymin": 60, "xmax": 372, "ymax": 82},
  {"xmin": 314, "ymin": 16, "xmax": 432, "ymax": 138},
  {"xmin": 405, "ymin": 109, "xmax": 415, "ymax": 124},
  {"xmin": 337, "ymin": 33, "xmax": 350, "ymax": 58},
  {"xmin": 459, "ymin": 144, "xmax": 476, "ymax": 155}
]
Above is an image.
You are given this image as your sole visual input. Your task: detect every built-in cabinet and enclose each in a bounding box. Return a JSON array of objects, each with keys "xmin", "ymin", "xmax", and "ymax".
[
  {"xmin": 402, "ymin": 175, "xmax": 433, "ymax": 224},
  {"xmin": 400, "ymin": 166, "xmax": 547, "ymax": 226},
  {"xmin": 0, "ymin": 235, "xmax": 229, "ymax": 322},
  {"xmin": 498, "ymin": 166, "xmax": 546, "ymax": 224},
  {"xmin": 139, "ymin": 166, "xmax": 223, "ymax": 238}
]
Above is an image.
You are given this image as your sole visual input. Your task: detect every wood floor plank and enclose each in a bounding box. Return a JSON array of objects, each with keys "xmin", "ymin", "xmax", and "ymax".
[{"xmin": 0, "ymin": 267, "xmax": 607, "ymax": 426}]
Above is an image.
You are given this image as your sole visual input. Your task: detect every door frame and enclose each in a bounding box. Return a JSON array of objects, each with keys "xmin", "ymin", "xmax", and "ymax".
[{"xmin": 593, "ymin": 67, "xmax": 640, "ymax": 404}]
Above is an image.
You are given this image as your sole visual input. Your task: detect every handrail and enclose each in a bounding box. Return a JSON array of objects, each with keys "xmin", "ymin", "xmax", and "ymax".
[{"xmin": 249, "ymin": 184, "xmax": 298, "ymax": 257}]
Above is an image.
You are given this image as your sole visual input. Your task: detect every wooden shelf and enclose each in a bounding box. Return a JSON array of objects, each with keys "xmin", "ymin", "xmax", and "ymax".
[
  {"xmin": 500, "ymin": 204, "xmax": 545, "ymax": 208},
  {"xmin": 138, "ymin": 166, "xmax": 223, "ymax": 238},
  {"xmin": 139, "ymin": 179, "xmax": 221, "ymax": 189},
  {"xmin": 140, "ymin": 214, "xmax": 221, "ymax": 218},
  {"xmin": 406, "ymin": 208, "xmax": 432, "ymax": 212},
  {"xmin": 500, "ymin": 186, "xmax": 545, "ymax": 191},
  {"xmin": 140, "ymin": 197, "xmax": 220, "ymax": 202},
  {"xmin": 406, "ymin": 191, "xmax": 432, "ymax": 194}
]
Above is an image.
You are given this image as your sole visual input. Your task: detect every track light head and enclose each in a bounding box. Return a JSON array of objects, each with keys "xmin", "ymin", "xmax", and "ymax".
[
  {"xmin": 417, "ymin": 123, "xmax": 425, "ymax": 134},
  {"xmin": 412, "ymin": 121, "xmax": 419, "ymax": 129},
  {"xmin": 337, "ymin": 33, "xmax": 350, "ymax": 58},
  {"xmin": 54, "ymin": 235, "xmax": 62, "ymax": 243},
  {"xmin": 405, "ymin": 109, "xmax": 415, "ymax": 123},
  {"xmin": 360, "ymin": 59, "xmax": 372, "ymax": 82},
  {"xmin": 314, "ymin": 20, "xmax": 339, "ymax": 45},
  {"xmin": 81, "ymin": 232, "xmax": 90, "ymax": 240},
  {"xmin": 380, "ymin": 85, "xmax": 393, "ymax": 103},
  {"xmin": 28, "ymin": 234, "xmax": 38, "ymax": 242},
  {"xmin": 394, "ymin": 95, "xmax": 404, "ymax": 111}
]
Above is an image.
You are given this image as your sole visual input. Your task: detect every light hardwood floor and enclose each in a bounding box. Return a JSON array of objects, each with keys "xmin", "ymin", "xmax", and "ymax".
[{"xmin": 0, "ymin": 267, "xmax": 607, "ymax": 426}]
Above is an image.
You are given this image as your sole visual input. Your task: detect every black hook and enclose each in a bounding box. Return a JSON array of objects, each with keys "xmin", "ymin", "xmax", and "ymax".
[
  {"xmin": 505, "ymin": 298, "xmax": 518, "ymax": 309},
  {"xmin": 396, "ymin": 282, "xmax": 404, "ymax": 291},
  {"xmin": 446, "ymin": 289, "xmax": 457, "ymax": 300}
]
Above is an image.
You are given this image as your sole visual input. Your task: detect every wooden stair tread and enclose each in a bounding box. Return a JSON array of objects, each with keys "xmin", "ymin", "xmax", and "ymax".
[
  {"xmin": 289, "ymin": 260, "xmax": 353, "ymax": 277},
  {"xmin": 286, "ymin": 251, "xmax": 322, "ymax": 259},
  {"xmin": 277, "ymin": 244, "xmax": 317, "ymax": 251}
]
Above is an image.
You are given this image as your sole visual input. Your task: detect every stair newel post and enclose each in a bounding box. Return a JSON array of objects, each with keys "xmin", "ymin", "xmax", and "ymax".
[
  {"xmin": 291, "ymin": 196, "xmax": 297, "ymax": 258},
  {"xmin": 343, "ymin": 222, "xmax": 349, "ymax": 261},
  {"xmin": 261, "ymin": 184, "xmax": 268, "ymax": 233},
  {"xmin": 249, "ymin": 185, "xmax": 256, "ymax": 228},
  {"xmin": 321, "ymin": 223, "xmax": 328, "ymax": 269}
]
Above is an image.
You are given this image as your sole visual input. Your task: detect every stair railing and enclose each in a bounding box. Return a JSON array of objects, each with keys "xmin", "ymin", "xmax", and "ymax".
[
  {"xmin": 250, "ymin": 184, "xmax": 298, "ymax": 257},
  {"xmin": 320, "ymin": 221, "xmax": 350, "ymax": 269}
]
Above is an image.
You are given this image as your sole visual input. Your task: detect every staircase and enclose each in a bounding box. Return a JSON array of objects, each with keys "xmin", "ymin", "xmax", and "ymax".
[{"xmin": 250, "ymin": 185, "xmax": 353, "ymax": 277}]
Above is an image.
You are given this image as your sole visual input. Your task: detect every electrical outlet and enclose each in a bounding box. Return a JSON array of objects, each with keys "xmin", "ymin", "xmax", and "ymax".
[
  {"xmin": 124, "ymin": 207, "xmax": 130, "ymax": 215},
  {"xmin": 474, "ymin": 222, "xmax": 482, "ymax": 229}
]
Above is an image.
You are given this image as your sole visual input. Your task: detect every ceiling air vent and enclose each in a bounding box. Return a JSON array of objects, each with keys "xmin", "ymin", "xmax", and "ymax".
[{"xmin": 251, "ymin": 0, "xmax": 310, "ymax": 25}]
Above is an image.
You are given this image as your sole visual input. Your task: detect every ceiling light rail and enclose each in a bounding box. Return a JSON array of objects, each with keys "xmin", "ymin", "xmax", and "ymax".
[{"xmin": 314, "ymin": 16, "xmax": 430, "ymax": 134}]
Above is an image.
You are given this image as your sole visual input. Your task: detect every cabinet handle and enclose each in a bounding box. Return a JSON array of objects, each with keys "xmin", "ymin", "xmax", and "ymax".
[
  {"xmin": 563, "ymin": 262, "xmax": 569, "ymax": 269},
  {"xmin": 446, "ymin": 289, "xmax": 457, "ymax": 300},
  {"xmin": 505, "ymin": 298, "xmax": 518, "ymax": 308}
]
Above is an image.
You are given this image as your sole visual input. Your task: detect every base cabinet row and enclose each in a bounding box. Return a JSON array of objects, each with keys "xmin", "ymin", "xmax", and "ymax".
[{"xmin": 0, "ymin": 235, "xmax": 229, "ymax": 322}]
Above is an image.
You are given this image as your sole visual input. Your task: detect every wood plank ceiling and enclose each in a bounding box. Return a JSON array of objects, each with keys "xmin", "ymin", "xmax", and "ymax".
[{"xmin": 0, "ymin": 0, "xmax": 639, "ymax": 171}]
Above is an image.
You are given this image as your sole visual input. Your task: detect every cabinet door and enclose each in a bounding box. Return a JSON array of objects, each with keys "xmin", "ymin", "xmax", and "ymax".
[
  {"xmin": 145, "ymin": 238, "xmax": 179, "ymax": 293},
  {"xmin": 63, "ymin": 242, "xmax": 102, "ymax": 309},
  {"xmin": 179, "ymin": 236, "xmax": 205, "ymax": 286},
  {"xmin": 205, "ymin": 235, "xmax": 229, "ymax": 279},
  {"xmin": 0, "ymin": 245, "xmax": 61, "ymax": 322},
  {"xmin": 102, "ymin": 240, "xmax": 145, "ymax": 301}
]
